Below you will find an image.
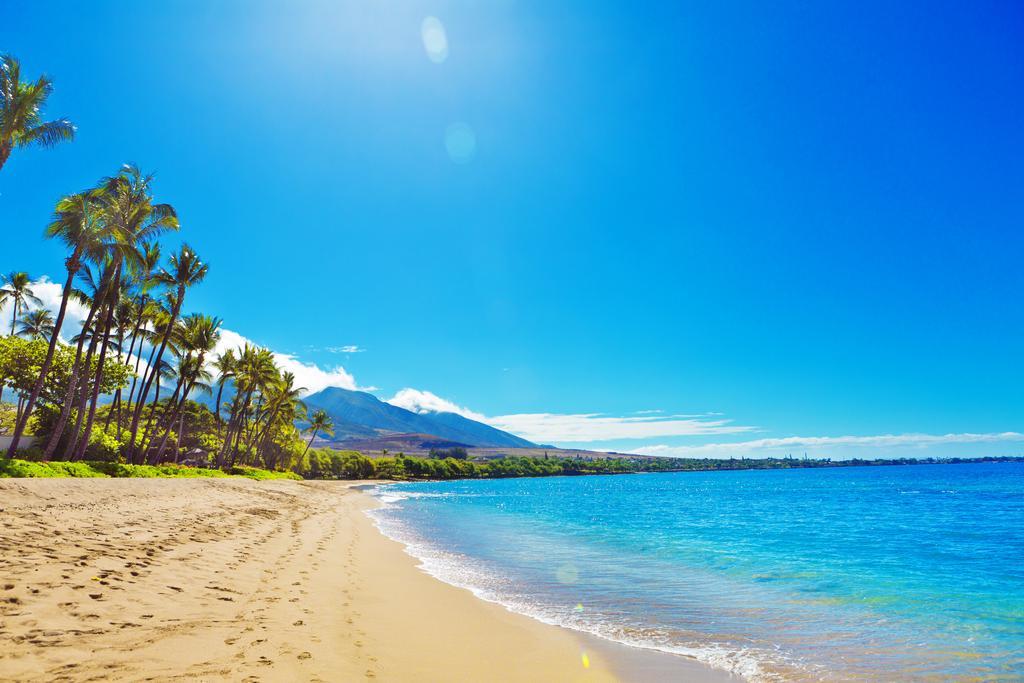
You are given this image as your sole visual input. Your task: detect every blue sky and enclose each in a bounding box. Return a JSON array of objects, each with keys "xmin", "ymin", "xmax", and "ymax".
[{"xmin": 2, "ymin": 1, "xmax": 1022, "ymax": 458}]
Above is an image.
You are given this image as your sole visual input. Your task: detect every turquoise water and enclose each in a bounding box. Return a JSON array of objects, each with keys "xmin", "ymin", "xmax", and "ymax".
[{"xmin": 368, "ymin": 463, "xmax": 1024, "ymax": 681}]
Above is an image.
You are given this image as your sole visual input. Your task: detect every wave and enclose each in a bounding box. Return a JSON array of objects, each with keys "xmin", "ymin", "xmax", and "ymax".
[{"xmin": 364, "ymin": 486, "xmax": 810, "ymax": 682}]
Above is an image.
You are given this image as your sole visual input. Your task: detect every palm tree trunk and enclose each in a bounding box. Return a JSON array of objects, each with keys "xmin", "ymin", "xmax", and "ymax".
[
  {"xmin": 133, "ymin": 340, "xmax": 158, "ymax": 410},
  {"xmin": 174, "ymin": 411, "xmax": 184, "ymax": 463},
  {"xmin": 104, "ymin": 325, "xmax": 125, "ymax": 432},
  {"xmin": 244, "ymin": 395, "xmax": 265, "ymax": 453},
  {"xmin": 143, "ymin": 377, "xmax": 182, "ymax": 464},
  {"xmin": 216, "ymin": 401, "xmax": 241, "ymax": 468},
  {"xmin": 66, "ymin": 323, "xmax": 102, "ymax": 459},
  {"xmin": 214, "ymin": 381, "xmax": 226, "ymax": 430},
  {"xmin": 4, "ymin": 255, "xmax": 82, "ymax": 456},
  {"xmin": 302, "ymin": 429, "xmax": 319, "ymax": 459},
  {"xmin": 230, "ymin": 390, "xmax": 256, "ymax": 467},
  {"xmin": 123, "ymin": 302, "xmax": 148, "ymax": 417},
  {"xmin": 254, "ymin": 409, "xmax": 280, "ymax": 465},
  {"xmin": 42, "ymin": 311, "xmax": 99, "ymax": 460},
  {"xmin": 72, "ymin": 289, "xmax": 118, "ymax": 461},
  {"xmin": 152, "ymin": 376, "xmax": 191, "ymax": 463},
  {"xmin": 0, "ymin": 143, "xmax": 11, "ymax": 172},
  {"xmin": 127, "ymin": 295, "xmax": 181, "ymax": 462},
  {"xmin": 139, "ymin": 379, "xmax": 163, "ymax": 462}
]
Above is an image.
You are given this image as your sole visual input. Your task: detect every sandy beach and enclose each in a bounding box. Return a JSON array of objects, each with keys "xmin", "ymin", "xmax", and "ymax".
[{"xmin": 0, "ymin": 478, "xmax": 732, "ymax": 682}]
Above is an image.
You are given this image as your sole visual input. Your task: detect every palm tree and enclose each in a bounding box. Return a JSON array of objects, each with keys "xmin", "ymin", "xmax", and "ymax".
[
  {"xmin": 0, "ymin": 54, "xmax": 75, "ymax": 172},
  {"xmin": 0, "ymin": 271, "xmax": 42, "ymax": 408},
  {"xmin": 126, "ymin": 244, "xmax": 205, "ymax": 462},
  {"xmin": 61, "ymin": 166, "xmax": 177, "ymax": 462},
  {"xmin": 6, "ymin": 190, "xmax": 106, "ymax": 457},
  {"xmin": 124, "ymin": 296, "xmax": 160, "ymax": 420},
  {"xmin": 40, "ymin": 265, "xmax": 115, "ymax": 459},
  {"xmin": 254, "ymin": 371, "xmax": 306, "ymax": 468},
  {"xmin": 216, "ymin": 344, "xmax": 276, "ymax": 467},
  {"xmin": 0, "ymin": 271, "xmax": 42, "ymax": 335},
  {"xmin": 211, "ymin": 348, "xmax": 236, "ymax": 430},
  {"xmin": 150, "ymin": 314, "xmax": 221, "ymax": 462},
  {"xmin": 17, "ymin": 309, "xmax": 54, "ymax": 340},
  {"xmin": 302, "ymin": 409, "xmax": 334, "ymax": 458},
  {"xmin": 121, "ymin": 242, "xmax": 161, "ymax": 417}
]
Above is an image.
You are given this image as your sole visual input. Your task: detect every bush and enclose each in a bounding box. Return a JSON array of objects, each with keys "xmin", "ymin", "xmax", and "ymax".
[
  {"xmin": 226, "ymin": 465, "xmax": 302, "ymax": 481},
  {"xmin": 15, "ymin": 445, "xmax": 44, "ymax": 461},
  {"xmin": 85, "ymin": 428, "xmax": 123, "ymax": 462},
  {"xmin": 0, "ymin": 459, "xmax": 106, "ymax": 478},
  {"xmin": 0, "ymin": 458, "xmax": 296, "ymax": 480}
]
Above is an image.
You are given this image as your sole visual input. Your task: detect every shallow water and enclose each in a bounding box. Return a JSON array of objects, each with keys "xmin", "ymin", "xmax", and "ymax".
[{"xmin": 367, "ymin": 463, "xmax": 1024, "ymax": 681}]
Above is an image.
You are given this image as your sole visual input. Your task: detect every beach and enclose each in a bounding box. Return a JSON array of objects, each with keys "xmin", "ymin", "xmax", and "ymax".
[{"xmin": 0, "ymin": 478, "xmax": 728, "ymax": 682}]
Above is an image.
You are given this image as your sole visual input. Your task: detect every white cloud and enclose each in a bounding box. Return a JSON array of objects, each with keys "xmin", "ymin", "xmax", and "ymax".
[
  {"xmin": 15, "ymin": 277, "xmax": 364, "ymax": 396},
  {"xmin": 1, "ymin": 276, "xmax": 90, "ymax": 338},
  {"xmin": 214, "ymin": 328, "xmax": 359, "ymax": 395},
  {"xmin": 327, "ymin": 345, "xmax": 364, "ymax": 354},
  {"xmin": 630, "ymin": 432, "xmax": 1024, "ymax": 458},
  {"xmin": 486, "ymin": 413, "xmax": 754, "ymax": 443},
  {"xmin": 388, "ymin": 388, "xmax": 754, "ymax": 443},
  {"xmin": 388, "ymin": 388, "xmax": 488, "ymax": 422}
]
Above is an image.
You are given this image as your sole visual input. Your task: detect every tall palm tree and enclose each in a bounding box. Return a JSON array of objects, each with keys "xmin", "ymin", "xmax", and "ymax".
[
  {"xmin": 216, "ymin": 344, "xmax": 277, "ymax": 467},
  {"xmin": 6, "ymin": 190, "xmax": 106, "ymax": 457},
  {"xmin": 121, "ymin": 242, "xmax": 161, "ymax": 417},
  {"xmin": 0, "ymin": 271, "xmax": 42, "ymax": 408},
  {"xmin": 41, "ymin": 265, "xmax": 115, "ymax": 460},
  {"xmin": 302, "ymin": 409, "xmax": 334, "ymax": 458},
  {"xmin": 150, "ymin": 314, "xmax": 221, "ymax": 462},
  {"xmin": 0, "ymin": 54, "xmax": 75, "ymax": 171},
  {"xmin": 68, "ymin": 166, "xmax": 177, "ymax": 462},
  {"xmin": 255, "ymin": 371, "xmax": 307, "ymax": 468},
  {"xmin": 126, "ymin": 244, "xmax": 205, "ymax": 462},
  {"xmin": 124, "ymin": 296, "xmax": 160, "ymax": 419},
  {"xmin": 17, "ymin": 309, "xmax": 54, "ymax": 340},
  {"xmin": 0, "ymin": 271, "xmax": 42, "ymax": 335},
  {"xmin": 103, "ymin": 293, "xmax": 137, "ymax": 432},
  {"xmin": 211, "ymin": 348, "xmax": 236, "ymax": 430}
]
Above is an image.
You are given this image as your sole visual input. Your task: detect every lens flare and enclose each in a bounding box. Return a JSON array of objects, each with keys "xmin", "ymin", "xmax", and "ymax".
[
  {"xmin": 421, "ymin": 17, "xmax": 448, "ymax": 63},
  {"xmin": 556, "ymin": 563, "xmax": 578, "ymax": 584},
  {"xmin": 445, "ymin": 123, "xmax": 476, "ymax": 164}
]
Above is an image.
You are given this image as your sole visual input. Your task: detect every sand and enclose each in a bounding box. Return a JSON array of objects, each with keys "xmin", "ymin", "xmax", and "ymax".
[{"xmin": 0, "ymin": 478, "xmax": 734, "ymax": 682}]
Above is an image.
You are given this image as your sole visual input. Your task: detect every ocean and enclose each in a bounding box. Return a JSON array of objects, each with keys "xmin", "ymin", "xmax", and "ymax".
[{"xmin": 367, "ymin": 462, "xmax": 1024, "ymax": 681}]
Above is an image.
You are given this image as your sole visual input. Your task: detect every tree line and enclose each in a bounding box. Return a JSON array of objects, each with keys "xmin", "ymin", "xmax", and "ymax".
[{"xmin": 297, "ymin": 450, "xmax": 1024, "ymax": 481}]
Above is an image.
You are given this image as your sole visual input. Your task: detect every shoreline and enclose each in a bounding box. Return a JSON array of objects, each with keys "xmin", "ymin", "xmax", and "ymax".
[
  {"xmin": 360, "ymin": 483, "xmax": 742, "ymax": 683},
  {"xmin": 0, "ymin": 478, "xmax": 735, "ymax": 682}
]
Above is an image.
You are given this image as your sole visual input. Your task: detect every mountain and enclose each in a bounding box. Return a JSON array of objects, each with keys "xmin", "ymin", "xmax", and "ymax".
[{"xmin": 302, "ymin": 387, "xmax": 535, "ymax": 448}]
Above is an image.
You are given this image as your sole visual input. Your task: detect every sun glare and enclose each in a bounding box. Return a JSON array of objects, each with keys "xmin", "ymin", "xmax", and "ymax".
[{"xmin": 421, "ymin": 16, "xmax": 448, "ymax": 63}]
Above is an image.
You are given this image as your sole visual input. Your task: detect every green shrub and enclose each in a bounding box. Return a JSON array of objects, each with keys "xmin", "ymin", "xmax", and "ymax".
[
  {"xmin": 227, "ymin": 465, "xmax": 302, "ymax": 480},
  {"xmin": 85, "ymin": 429, "xmax": 123, "ymax": 462},
  {"xmin": 0, "ymin": 459, "xmax": 58, "ymax": 477},
  {"xmin": 0, "ymin": 458, "xmax": 295, "ymax": 480},
  {"xmin": 15, "ymin": 445, "xmax": 44, "ymax": 461}
]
